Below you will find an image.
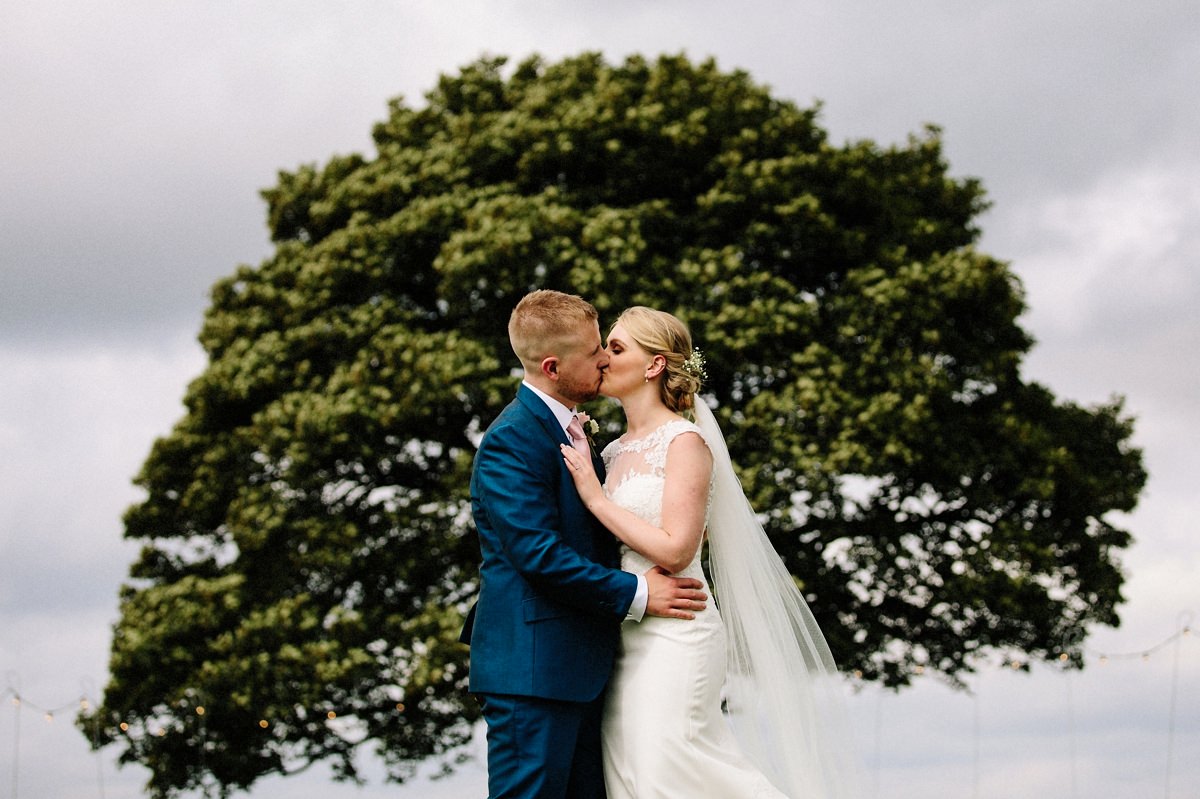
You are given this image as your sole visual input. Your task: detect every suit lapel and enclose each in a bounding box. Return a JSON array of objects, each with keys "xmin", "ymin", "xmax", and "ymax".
[
  {"xmin": 515, "ymin": 385, "xmax": 605, "ymax": 476},
  {"xmin": 516, "ymin": 384, "xmax": 572, "ymax": 447}
]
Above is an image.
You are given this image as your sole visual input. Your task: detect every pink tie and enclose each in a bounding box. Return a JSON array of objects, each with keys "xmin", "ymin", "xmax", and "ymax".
[{"xmin": 566, "ymin": 416, "xmax": 590, "ymax": 456}]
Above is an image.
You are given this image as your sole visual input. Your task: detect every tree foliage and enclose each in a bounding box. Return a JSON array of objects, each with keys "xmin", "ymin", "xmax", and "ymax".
[{"xmin": 84, "ymin": 53, "xmax": 1146, "ymax": 796}]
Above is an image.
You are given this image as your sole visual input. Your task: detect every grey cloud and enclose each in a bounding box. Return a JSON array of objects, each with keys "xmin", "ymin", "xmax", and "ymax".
[
  {"xmin": 2, "ymin": 2, "xmax": 1198, "ymax": 796},
  {"xmin": 4, "ymin": 0, "xmax": 1198, "ymax": 345}
]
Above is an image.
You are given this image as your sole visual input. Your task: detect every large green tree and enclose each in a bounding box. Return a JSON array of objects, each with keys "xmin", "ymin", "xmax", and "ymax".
[{"xmin": 84, "ymin": 53, "xmax": 1145, "ymax": 796}]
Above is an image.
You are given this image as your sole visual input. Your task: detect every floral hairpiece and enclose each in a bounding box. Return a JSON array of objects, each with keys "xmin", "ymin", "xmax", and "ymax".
[{"xmin": 681, "ymin": 347, "xmax": 707, "ymax": 382}]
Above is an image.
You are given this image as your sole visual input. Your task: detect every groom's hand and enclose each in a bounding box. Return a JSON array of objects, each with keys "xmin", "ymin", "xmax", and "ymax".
[{"xmin": 644, "ymin": 565, "xmax": 707, "ymax": 620}]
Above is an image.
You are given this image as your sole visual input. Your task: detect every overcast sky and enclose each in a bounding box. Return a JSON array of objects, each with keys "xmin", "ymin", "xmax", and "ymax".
[{"xmin": 2, "ymin": 1, "xmax": 1198, "ymax": 797}]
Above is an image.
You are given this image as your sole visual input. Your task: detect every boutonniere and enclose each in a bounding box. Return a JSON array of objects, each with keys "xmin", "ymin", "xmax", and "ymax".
[{"xmin": 577, "ymin": 412, "xmax": 600, "ymax": 447}]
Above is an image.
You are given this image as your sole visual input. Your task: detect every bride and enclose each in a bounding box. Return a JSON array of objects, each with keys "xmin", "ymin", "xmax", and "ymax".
[{"xmin": 559, "ymin": 307, "xmax": 861, "ymax": 798}]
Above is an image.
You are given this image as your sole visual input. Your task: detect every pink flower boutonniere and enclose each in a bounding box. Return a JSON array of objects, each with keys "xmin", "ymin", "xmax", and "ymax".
[{"xmin": 576, "ymin": 412, "xmax": 600, "ymax": 448}]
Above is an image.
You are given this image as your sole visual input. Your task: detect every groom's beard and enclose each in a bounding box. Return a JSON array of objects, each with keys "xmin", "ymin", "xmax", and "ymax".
[{"xmin": 558, "ymin": 372, "xmax": 605, "ymax": 405}]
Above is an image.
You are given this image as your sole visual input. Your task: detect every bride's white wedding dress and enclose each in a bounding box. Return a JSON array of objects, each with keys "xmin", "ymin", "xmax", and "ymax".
[{"xmin": 600, "ymin": 419, "xmax": 785, "ymax": 798}]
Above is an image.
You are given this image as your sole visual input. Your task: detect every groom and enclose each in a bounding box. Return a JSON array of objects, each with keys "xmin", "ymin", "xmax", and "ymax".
[{"xmin": 461, "ymin": 290, "xmax": 707, "ymax": 798}]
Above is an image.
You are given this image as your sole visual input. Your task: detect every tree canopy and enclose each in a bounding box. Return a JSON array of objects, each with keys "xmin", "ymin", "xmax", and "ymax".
[{"xmin": 84, "ymin": 53, "xmax": 1146, "ymax": 796}]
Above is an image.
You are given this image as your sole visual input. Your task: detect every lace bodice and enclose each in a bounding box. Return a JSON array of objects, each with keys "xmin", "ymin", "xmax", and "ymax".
[{"xmin": 601, "ymin": 419, "xmax": 712, "ymax": 580}]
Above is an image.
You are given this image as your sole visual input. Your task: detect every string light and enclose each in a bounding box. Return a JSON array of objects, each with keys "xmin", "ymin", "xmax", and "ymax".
[
  {"xmin": 2, "ymin": 683, "xmax": 411, "ymax": 734},
  {"xmin": 1, "ymin": 614, "xmax": 1190, "ymax": 792},
  {"xmin": 1085, "ymin": 612, "xmax": 1194, "ymax": 663},
  {"xmin": 0, "ymin": 687, "xmax": 88, "ymax": 718},
  {"xmin": 8, "ymin": 619, "xmax": 1191, "ymax": 732}
]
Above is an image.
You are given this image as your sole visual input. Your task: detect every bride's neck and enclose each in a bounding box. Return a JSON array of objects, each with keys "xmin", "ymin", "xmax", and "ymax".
[{"xmin": 620, "ymin": 386, "xmax": 677, "ymax": 438}]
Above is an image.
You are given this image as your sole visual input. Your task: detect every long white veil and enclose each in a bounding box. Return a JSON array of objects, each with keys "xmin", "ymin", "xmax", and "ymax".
[{"xmin": 694, "ymin": 398, "xmax": 863, "ymax": 798}]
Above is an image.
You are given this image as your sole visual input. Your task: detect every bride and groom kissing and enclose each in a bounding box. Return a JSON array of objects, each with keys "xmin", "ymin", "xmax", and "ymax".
[{"xmin": 460, "ymin": 290, "xmax": 859, "ymax": 798}]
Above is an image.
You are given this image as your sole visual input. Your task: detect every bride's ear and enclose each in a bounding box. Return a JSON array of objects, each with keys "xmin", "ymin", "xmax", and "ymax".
[{"xmin": 645, "ymin": 355, "xmax": 667, "ymax": 381}]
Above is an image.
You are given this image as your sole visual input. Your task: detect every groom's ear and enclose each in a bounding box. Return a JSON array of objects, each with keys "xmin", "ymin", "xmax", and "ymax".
[{"xmin": 541, "ymin": 356, "xmax": 560, "ymax": 381}]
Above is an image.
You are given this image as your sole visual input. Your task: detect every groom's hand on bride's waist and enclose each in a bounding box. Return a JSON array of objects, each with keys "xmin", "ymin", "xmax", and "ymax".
[{"xmin": 644, "ymin": 565, "xmax": 707, "ymax": 620}]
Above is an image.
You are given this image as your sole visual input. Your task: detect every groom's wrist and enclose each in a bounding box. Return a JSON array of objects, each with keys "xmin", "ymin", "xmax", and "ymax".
[{"xmin": 625, "ymin": 575, "xmax": 648, "ymax": 622}]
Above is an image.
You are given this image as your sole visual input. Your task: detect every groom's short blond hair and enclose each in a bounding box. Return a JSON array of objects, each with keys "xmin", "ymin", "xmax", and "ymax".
[{"xmin": 509, "ymin": 290, "xmax": 599, "ymax": 370}]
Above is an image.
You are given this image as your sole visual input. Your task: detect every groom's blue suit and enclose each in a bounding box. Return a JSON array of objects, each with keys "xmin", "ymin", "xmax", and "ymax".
[{"xmin": 462, "ymin": 384, "xmax": 638, "ymax": 798}]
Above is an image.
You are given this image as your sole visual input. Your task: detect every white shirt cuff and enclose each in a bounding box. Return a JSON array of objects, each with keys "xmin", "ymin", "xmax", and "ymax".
[{"xmin": 626, "ymin": 574, "xmax": 648, "ymax": 622}]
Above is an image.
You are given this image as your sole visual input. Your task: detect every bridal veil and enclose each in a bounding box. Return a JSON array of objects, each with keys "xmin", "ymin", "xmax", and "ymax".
[{"xmin": 694, "ymin": 398, "xmax": 863, "ymax": 798}]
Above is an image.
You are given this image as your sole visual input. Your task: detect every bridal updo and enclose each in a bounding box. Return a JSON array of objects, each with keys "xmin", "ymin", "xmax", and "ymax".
[{"xmin": 613, "ymin": 306, "xmax": 704, "ymax": 414}]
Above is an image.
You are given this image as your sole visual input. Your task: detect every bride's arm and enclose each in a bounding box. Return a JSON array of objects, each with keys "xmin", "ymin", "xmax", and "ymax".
[{"xmin": 561, "ymin": 432, "xmax": 712, "ymax": 574}]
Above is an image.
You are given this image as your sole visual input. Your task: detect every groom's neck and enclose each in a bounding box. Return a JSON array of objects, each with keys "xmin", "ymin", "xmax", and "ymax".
[{"xmin": 523, "ymin": 376, "xmax": 574, "ymax": 413}]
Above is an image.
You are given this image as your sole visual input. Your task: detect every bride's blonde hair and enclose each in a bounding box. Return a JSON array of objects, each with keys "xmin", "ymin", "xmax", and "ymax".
[{"xmin": 613, "ymin": 306, "xmax": 702, "ymax": 414}]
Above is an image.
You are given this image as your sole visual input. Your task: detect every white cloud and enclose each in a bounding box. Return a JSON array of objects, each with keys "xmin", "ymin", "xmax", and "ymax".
[
  {"xmin": 0, "ymin": 339, "xmax": 202, "ymax": 610},
  {"xmin": 1006, "ymin": 162, "xmax": 1200, "ymax": 341}
]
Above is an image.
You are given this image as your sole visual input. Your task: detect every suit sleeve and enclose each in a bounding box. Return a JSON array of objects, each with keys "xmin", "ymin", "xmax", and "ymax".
[{"xmin": 474, "ymin": 424, "xmax": 636, "ymax": 620}]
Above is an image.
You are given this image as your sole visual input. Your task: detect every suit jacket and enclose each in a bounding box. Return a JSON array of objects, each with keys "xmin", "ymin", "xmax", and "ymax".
[{"xmin": 462, "ymin": 384, "xmax": 637, "ymax": 702}]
